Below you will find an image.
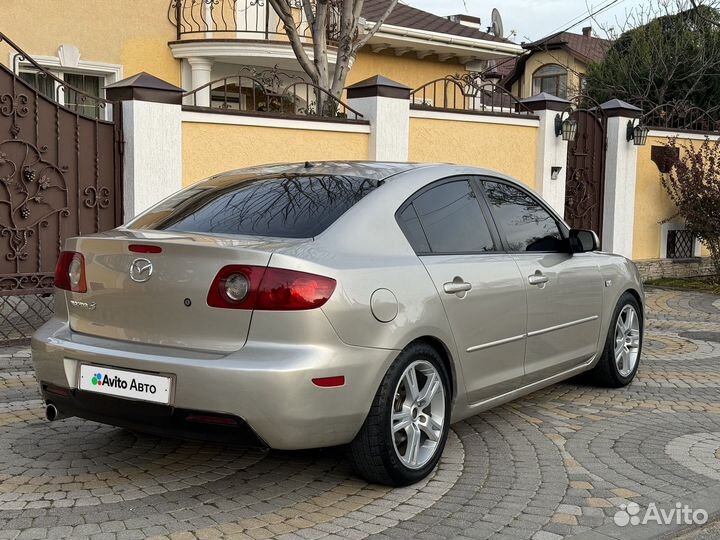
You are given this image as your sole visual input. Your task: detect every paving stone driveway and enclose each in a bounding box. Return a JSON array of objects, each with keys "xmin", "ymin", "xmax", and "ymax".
[{"xmin": 0, "ymin": 288, "xmax": 719, "ymax": 540}]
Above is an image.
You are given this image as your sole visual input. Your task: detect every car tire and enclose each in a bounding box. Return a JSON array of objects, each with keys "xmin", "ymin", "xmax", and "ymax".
[
  {"xmin": 348, "ymin": 343, "xmax": 451, "ymax": 486},
  {"xmin": 585, "ymin": 292, "xmax": 643, "ymax": 388}
]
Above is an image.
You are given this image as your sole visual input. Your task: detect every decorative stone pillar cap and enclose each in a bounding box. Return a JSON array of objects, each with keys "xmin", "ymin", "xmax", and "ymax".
[
  {"xmin": 599, "ymin": 98, "xmax": 642, "ymax": 118},
  {"xmin": 347, "ymin": 76, "xmax": 411, "ymax": 100},
  {"xmin": 519, "ymin": 92, "xmax": 571, "ymax": 112},
  {"xmin": 105, "ymin": 72, "xmax": 184, "ymax": 105}
]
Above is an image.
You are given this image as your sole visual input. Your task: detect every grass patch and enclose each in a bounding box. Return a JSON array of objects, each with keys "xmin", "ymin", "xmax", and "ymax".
[{"xmin": 645, "ymin": 277, "xmax": 720, "ymax": 295}]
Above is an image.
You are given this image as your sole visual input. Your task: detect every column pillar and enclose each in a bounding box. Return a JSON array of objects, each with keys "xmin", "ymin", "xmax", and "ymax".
[
  {"xmin": 346, "ymin": 76, "xmax": 410, "ymax": 161},
  {"xmin": 187, "ymin": 57, "xmax": 213, "ymax": 107},
  {"xmin": 106, "ymin": 73, "xmax": 184, "ymax": 221},
  {"xmin": 600, "ymin": 99, "xmax": 642, "ymax": 257},
  {"xmin": 520, "ymin": 93, "xmax": 571, "ymax": 217}
]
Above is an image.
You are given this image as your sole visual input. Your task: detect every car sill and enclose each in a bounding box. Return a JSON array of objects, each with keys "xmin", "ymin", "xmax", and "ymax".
[{"xmin": 464, "ymin": 355, "xmax": 596, "ymax": 414}]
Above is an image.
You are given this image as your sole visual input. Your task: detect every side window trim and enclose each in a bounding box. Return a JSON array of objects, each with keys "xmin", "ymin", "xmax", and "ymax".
[
  {"xmin": 477, "ymin": 176, "xmax": 569, "ymax": 254},
  {"xmin": 395, "ymin": 175, "xmax": 504, "ymax": 256}
]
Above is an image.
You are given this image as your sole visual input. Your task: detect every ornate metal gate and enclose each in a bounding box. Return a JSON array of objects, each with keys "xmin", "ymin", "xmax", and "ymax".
[
  {"xmin": 564, "ymin": 100, "xmax": 606, "ymax": 237},
  {"xmin": 0, "ymin": 33, "xmax": 122, "ymax": 345}
]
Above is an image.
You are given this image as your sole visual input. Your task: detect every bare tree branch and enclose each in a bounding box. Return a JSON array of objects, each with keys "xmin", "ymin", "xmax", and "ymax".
[
  {"xmin": 267, "ymin": 0, "xmax": 400, "ymax": 106},
  {"xmin": 267, "ymin": 0, "xmax": 319, "ymax": 82},
  {"xmin": 690, "ymin": 0, "xmax": 720, "ymax": 26},
  {"xmin": 353, "ymin": 0, "xmax": 400, "ymax": 53}
]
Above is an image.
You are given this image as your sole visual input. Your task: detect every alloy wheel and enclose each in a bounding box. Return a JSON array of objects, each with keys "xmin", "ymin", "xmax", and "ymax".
[
  {"xmin": 390, "ymin": 360, "xmax": 445, "ymax": 469},
  {"xmin": 614, "ymin": 305, "xmax": 641, "ymax": 378}
]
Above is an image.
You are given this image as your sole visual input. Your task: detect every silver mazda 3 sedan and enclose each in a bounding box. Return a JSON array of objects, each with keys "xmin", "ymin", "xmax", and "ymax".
[{"xmin": 32, "ymin": 162, "xmax": 644, "ymax": 486}]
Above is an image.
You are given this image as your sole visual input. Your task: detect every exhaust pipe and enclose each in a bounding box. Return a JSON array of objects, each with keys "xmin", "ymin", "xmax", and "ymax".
[{"xmin": 45, "ymin": 403, "xmax": 62, "ymax": 421}]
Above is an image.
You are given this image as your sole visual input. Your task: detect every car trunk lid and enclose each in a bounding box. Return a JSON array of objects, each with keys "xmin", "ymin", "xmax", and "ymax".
[{"xmin": 64, "ymin": 229, "xmax": 301, "ymax": 353}]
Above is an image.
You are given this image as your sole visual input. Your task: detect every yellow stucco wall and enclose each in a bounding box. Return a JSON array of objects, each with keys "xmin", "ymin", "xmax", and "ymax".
[
  {"xmin": 182, "ymin": 122, "xmax": 369, "ymax": 185},
  {"xmin": 633, "ymin": 134, "xmax": 711, "ymax": 260},
  {"xmin": 408, "ymin": 117, "xmax": 538, "ymax": 189},
  {"xmin": 0, "ymin": 0, "xmax": 180, "ymax": 85},
  {"xmin": 349, "ymin": 50, "xmax": 467, "ymax": 94}
]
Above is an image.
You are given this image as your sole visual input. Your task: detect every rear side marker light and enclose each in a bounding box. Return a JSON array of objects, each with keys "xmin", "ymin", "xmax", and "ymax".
[
  {"xmin": 312, "ymin": 376, "xmax": 345, "ymax": 388},
  {"xmin": 185, "ymin": 414, "xmax": 238, "ymax": 427},
  {"xmin": 207, "ymin": 266, "xmax": 336, "ymax": 311},
  {"xmin": 55, "ymin": 251, "xmax": 87, "ymax": 293},
  {"xmin": 129, "ymin": 244, "xmax": 162, "ymax": 254}
]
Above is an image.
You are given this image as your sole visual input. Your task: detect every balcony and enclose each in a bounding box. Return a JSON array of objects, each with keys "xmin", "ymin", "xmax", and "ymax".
[
  {"xmin": 168, "ymin": 0, "xmax": 340, "ymax": 101},
  {"xmin": 169, "ymin": 0, "xmax": 339, "ymax": 43}
]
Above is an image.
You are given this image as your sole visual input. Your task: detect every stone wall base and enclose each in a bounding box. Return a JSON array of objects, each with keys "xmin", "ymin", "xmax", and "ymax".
[{"xmin": 633, "ymin": 257, "xmax": 715, "ymax": 281}]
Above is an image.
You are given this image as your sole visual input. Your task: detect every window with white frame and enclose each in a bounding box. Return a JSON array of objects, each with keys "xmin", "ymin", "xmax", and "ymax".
[
  {"xmin": 532, "ymin": 64, "xmax": 568, "ymax": 98},
  {"xmin": 19, "ymin": 69, "xmax": 104, "ymax": 119},
  {"xmin": 14, "ymin": 47, "xmax": 122, "ymax": 121}
]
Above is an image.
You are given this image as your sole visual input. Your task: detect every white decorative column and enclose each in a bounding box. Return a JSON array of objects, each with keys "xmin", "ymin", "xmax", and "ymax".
[
  {"xmin": 187, "ymin": 57, "xmax": 213, "ymax": 107},
  {"xmin": 600, "ymin": 99, "xmax": 642, "ymax": 258},
  {"xmin": 520, "ymin": 93, "xmax": 571, "ymax": 217},
  {"xmin": 106, "ymin": 73, "xmax": 184, "ymax": 221},
  {"xmin": 346, "ymin": 76, "xmax": 410, "ymax": 161}
]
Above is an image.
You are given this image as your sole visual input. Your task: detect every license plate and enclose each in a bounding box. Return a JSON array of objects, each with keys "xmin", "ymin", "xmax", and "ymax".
[{"xmin": 79, "ymin": 364, "xmax": 172, "ymax": 405}]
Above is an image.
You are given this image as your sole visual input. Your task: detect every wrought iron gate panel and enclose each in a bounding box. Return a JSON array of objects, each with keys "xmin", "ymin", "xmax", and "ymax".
[
  {"xmin": 0, "ymin": 33, "xmax": 122, "ymax": 344},
  {"xmin": 564, "ymin": 107, "xmax": 606, "ymax": 237}
]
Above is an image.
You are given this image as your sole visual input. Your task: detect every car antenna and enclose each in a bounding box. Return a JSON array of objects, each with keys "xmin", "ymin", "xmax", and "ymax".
[{"xmin": 304, "ymin": 161, "xmax": 314, "ymax": 169}]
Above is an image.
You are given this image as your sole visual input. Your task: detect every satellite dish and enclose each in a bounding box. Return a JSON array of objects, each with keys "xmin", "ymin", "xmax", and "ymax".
[{"xmin": 491, "ymin": 8, "xmax": 504, "ymax": 38}]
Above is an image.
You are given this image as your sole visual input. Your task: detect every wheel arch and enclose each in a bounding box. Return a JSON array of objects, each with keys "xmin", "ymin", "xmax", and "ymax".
[
  {"xmin": 405, "ymin": 335, "xmax": 458, "ymax": 400},
  {"xmin": 623, "ymin": 287, "xmax": 644, "ymax": 313}
]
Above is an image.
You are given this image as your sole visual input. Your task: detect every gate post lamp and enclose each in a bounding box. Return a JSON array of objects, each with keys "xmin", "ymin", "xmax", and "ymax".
[
  {"xmin": 627, "ymin": 118, "xmax": 650, "ymax": 145},
  {"xmin": 555, "ymin": 111, "xmax": 577, "ymax": 141}
]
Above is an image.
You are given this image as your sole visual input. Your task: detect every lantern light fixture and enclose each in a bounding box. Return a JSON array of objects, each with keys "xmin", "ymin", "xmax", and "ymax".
[
  {"xmin": 627, "ymin": 118, "xmax": 650, "ymax": 145},
  {"xmin": 555, "ymin": 111, "xmax": 577, "ymax": 141}
]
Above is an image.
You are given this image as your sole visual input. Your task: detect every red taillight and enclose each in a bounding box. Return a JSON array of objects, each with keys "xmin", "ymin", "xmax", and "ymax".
[
  {"xmin": 256, "ymin": 268, "xmax": 336, "ymax": 311},
  {"xmin": 207, "ymin": 266, "xmax": 336, "ymax": 311},
  {"xmin": 207, "ymin": 265, "xmax": 265, "ymax": 309},
  {"xmin": 129, "ymin": 244, "xmax": 162, "ymax": 254},
  {"xmin": 54, "ymin": 251, "xmax": 87, "ymax": 293}
]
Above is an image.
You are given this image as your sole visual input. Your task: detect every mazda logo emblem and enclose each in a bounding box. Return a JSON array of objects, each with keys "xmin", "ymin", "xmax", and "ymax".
[{"xmin": 129, "ymin": 258, "xmax": 153, "ymax": 283}]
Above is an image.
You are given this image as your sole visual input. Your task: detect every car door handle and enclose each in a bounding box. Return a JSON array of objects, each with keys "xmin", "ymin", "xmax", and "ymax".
[
  {"xmin": 443, "ymin": 281, "xmax": 472, "ymax": 294},
  {"xmin": 528, "ymin": 273, "xmax": 549, "ymax": 286}
]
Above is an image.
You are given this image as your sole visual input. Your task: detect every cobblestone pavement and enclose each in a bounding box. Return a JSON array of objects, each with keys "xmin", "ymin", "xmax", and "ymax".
[{"xmin": 0, "ymin": 288, "xmax": 719, "ymax": 540}]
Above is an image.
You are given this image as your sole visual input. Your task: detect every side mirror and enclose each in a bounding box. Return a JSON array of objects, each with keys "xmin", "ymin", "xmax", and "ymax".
[{"xmin": 568, "ymin": 229, "xmax": 599, "ymax": 254}]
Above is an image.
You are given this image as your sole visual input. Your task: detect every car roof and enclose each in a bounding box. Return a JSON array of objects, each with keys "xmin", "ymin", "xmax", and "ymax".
[
  {"xmin": 205, "ymin": 161, "xmax": 521, "ymax": 185},
  {"xmin": 207, "ymin": 161, "xmax": 427, "ymax": 183}
]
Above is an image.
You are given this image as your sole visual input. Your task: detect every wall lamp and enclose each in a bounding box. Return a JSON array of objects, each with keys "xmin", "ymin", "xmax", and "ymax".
[
  {"xmin": 627, "ymin": 118, "xmax": 650, "ymax": 145},
  {"xmin": 555, "ymin": 111, "xmax": 577, "ymax": 141}
]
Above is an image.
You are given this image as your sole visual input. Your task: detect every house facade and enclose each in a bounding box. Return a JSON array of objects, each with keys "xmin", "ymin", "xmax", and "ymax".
[
  {"xmin": 501, "ymin": 27, "xmax": 611, "ymax": 99},
  {"xmin": 1, "ymin": 0, "xmax": 521, "ymax": 113}
]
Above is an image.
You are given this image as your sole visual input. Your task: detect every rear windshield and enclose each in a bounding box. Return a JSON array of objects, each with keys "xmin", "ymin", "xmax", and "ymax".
[{"xmin": 128, "ymin": 175, "xmax": 379, "ymax": 238}]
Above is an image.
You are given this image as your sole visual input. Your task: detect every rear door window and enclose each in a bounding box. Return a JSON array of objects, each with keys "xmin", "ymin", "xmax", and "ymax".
[{"xmin": 129, "ymin": 175, "xmax": 379, "ymax": 238}]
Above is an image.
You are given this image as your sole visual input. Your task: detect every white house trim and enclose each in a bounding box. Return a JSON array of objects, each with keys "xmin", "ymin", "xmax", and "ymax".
[
  {"xmin": 648, "ymin": 129, "xmax": 720, "ymax": 142},
  {"xmin": 182, "ymin": 110, "xmax": 371, "ymax": 134},
  {"xmin": 10, "ymin": 51, "xmax": 123, "ymax": 83},
  {"xmin": 660, "ymin": 222, "xmax": 702, "ymax": 259},
  {"xmin": 169, "ymin": 40, "xmax": 338, "ymax": 65},
  {"xmin": 410, "ymin": 108, "xmax": 539, "ymax": 128},
  {"xmin": 366, "ymin": 23, "xmax": 522, "ymax": 58}
]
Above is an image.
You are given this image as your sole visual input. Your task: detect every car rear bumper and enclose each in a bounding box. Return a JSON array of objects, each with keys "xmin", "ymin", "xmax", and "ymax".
[{"xmin": 31, "ymin": 317, "xmax": 398, "ymax": 450}]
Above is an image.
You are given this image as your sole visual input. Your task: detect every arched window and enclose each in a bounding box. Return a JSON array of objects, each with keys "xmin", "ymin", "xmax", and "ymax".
[{"xmin": 532, "ymin": 64, "xmax": 568, "ymax": 98}]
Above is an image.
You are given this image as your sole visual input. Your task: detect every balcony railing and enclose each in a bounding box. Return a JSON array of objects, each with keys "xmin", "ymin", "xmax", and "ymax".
[
  {"xmin": 410, "ymin": 74, "xmax": 532, "ymax": 117},
  {"xmin": 168, "ymin": 0, "xmax": 340, "ymax": 42},
  {"xmin": 183, "ymin": 66, "xmax": 366, "ymax": 122}
]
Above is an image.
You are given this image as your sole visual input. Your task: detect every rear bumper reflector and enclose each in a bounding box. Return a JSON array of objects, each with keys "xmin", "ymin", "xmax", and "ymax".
[{"xmin": 312, "ymin": 376, "xmax": 345, "ymax": 388}]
